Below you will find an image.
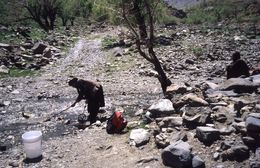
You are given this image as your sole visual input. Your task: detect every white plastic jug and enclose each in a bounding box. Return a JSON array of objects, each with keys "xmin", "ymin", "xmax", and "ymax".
[{"xmin": 22, "ymin": 131, "xmax": 42, "ymax": 159}]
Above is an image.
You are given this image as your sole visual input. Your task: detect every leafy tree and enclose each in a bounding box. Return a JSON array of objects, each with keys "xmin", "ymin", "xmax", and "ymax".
[
  {"xmin": 121, "ymin": 0, "xmax": 172, "ymax": 94},
  {"xmin": 59, "ymin": 0, "xmax": 92, "ymax": 26},
  {"xmin": 23, "ymin": 0, "xmax": 61, "ymax": 31}
]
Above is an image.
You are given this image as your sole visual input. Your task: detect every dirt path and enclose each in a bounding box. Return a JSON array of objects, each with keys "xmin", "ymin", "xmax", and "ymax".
[{"xmin": 0, "ymin": 31, "xmax": 164, "ymax": 168}]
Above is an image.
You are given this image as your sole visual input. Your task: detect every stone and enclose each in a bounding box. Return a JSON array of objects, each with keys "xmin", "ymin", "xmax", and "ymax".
[
  {"xmin": 155, "ymin": 133, "xmax": 170, "ymax": 148},
  {"xmin": 242, "ymin": 136, "xmax": 256, "ymax": 146},
  {"xmin": 157, "ymin": 117, "xmax": 183, "ymax": 128},
  {"xmin": 181, "ymin": 107, "xmax": 211, "ymax": 128},
  {"xmin": 0, "ymin": 43, "xmax": 13, "ymax": 51},
  {"xmin": 161, "ymin": 140, "xmax": 192, "ymax": 168},
  {"xmin": 213, "ymin": 152, "xmax": 220, "ymax": 160},
  {"xmin": 170, "ymin": 131, "xmax": 188, "ymax": 143},
  {"xmin": 221, "ymin": 141, "xmax": 233, "ymax": 150},
  {"xmin": 196, "ymin": 126, "xmax": 220, "ymax": 143},
  {"xmin": 180, "ymin": 93, "xmax": 208, "ymax": 107},
  {"xmin": 219, "ymin": 126, "xmax": 235, "ymax": 135},
  {"xmin": 218, "ymin": 78, "xmax": 258, "ymax": 93},
  {"xmin": 148, "ymin": 99, "xmax": 175, "ymax": 118},
  {"xmin": 43, "ymin": 47, "xmax": 52, "ymax": 58},
  {"xmin": 129, "ymin": 128, "xmax": 150, "ymax": 147},
  {"xmin": 232, "ymin": 121, "xmax": 246, "ymax": 133},
  {"xmin": 166, "ymin": 83, "xmax": 187, "ymax": 95},
  {"xmin": 32, "ymin": 42, "xmax": 48, "ymax": 54},
  {"xmin": 113, "ymin": 47, "xmax": 123, "ymax": 57},
  {"xmin": 204, "ymin": 81, "xmax": 219, "ymax": 90},
  {"xmin": 0, "ymin": 65, "xmax": 9, "ymax": 74},
  {"xmin": 222, "ymin": 145, "xmax": 249, "ymax": 161},
  {"xmin": 246, "ymin": 115, "xmax": 260, "ymax": 132},
  {"xmin": 192, "ymin": 155, "xmax": 205, "ymax": 168}
]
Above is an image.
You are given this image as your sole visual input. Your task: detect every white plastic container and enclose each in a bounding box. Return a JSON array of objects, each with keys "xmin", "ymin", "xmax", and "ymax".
[{"xmin": 22, "ymin": 131, "xmax": 42, "ymax": 159}]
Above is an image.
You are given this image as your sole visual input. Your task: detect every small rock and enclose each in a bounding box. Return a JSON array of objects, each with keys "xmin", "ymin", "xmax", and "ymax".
[
  {"xmin": 196, "ymin": 126, "xmax": 220, "ymax": 143},
  {"xmin": 213, "ymin": 152, "xmax": 220, "ymax": 160},
  {"xmin": 8, "ymin": 160, "xmax": 19, "ymax": 167},
  {"xmin": 192, "ymin": 155, "xmax": 205, "ymax": 168}
]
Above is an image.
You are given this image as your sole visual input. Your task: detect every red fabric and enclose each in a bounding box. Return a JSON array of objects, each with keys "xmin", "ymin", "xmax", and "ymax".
[{"xmin": 112, "ymin": 111, "xmax": 125, "ymax": 130}]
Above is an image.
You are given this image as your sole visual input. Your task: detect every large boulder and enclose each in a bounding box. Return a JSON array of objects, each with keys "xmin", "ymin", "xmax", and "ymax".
[
  {"xmin": 218, "ymin": 78, "xmax": 258, "ymax": 93},
  {"xmin": 129, "ymin": 128, "xmax": 150, "ymax": 147},
  {"xmin": 161, "ymin": 140, "xmax": 192, "ymax": 168},
  {"xmin": 148, "ymin": 99, "xmax": 175, "ymax": 118}
]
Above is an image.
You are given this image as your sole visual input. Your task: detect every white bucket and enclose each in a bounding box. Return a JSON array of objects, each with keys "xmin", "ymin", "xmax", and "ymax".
[{"xmin": 22, "ymin": 131, "xmax": 42, "ymax": 159}]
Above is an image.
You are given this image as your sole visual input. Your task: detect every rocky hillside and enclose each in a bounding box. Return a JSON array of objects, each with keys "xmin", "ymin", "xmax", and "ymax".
[{"xmin": 0, "ymin": 20, "xmax": 260, "ymax": 168}]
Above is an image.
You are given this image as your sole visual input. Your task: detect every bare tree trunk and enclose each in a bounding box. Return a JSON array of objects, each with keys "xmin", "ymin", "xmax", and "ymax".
[
  {"xmin": 133, "ymin": 0, "xmax": 147, "ymax": 40},
  {"xmin": 122, "ymin": 0, "xmax": 172, "ymax": 95}
]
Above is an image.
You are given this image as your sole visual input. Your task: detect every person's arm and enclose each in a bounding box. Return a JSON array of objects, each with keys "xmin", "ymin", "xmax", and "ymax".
[{"xmin": 71, "ymin": 89, "xmax": 84, "ymax": 107}]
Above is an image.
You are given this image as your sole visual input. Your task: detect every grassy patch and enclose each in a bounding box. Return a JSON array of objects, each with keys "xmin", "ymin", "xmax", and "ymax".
[
  {"xmin": 0, "ymin": 68, "xmax": 38, "ymax": 78},
  {"xmin": 29, "ymin": 28, "xmax": 47, "ymax": 41},
  {"xmin": 101, "ymin": 36, "xmax": 117, "ymax": 49},
  {"xmin": 192, "ymin": 47, "xmax": 204, "ymax": 57},
  {"xmin": 94, "ymin": 50, "xmax": 136, "ymax": 76}
]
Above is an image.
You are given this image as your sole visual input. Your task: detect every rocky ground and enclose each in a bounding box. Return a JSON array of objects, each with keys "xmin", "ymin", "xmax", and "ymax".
[{"xmin": 0, "ymin": 23, "xmax": 260, "ymax": 168}]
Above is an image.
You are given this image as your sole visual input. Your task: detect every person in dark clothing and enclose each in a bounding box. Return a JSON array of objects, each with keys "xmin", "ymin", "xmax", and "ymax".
[
  {"xmin": 68, "ymin": 77, "xmax": 105, "ymax": 123},
  {"xmin": 226, "ymin": 51, "xmax": 250, "ymax": 79}
]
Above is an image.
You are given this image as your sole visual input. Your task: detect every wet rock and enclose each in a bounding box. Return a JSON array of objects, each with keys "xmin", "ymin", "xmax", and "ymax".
[
  {"xmin": 148, "ymin": 99, "xmax": 175, "ymax": 118},
  {"xmin": 32, "ymin": 42, "xmax": 48, "ymax": 54},
  {"xmin": 218, "ymin": 78, "xmax": 258, "ymax": 93},
  {"xmin": 129, "ymin": 128, "xmax": 150, "ymax": 147},
  {"xmin": 192, "ymin": 155, "xmax": 205, "ymax": 168},
  {"xmin": 196, "ymin": 126, "xmax": 220, "ymax": 143},
  {"xmin": 157, "ymin": 117, "xmax": 183, "ymax": 128},
  {"xmin": 161, "ymin": 140, "xmax": 192, "ymax": 168}
]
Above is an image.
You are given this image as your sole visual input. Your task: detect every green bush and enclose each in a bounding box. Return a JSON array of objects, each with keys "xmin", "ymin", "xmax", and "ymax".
[{"xmin": 192, "ymin": 47, "xmax": 204, "ymax": 57}]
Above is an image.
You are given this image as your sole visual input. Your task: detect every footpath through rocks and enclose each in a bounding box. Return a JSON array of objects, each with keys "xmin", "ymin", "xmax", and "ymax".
[{"xmin": 0, "ymin": 25, "xmax": 260, "ymax": 168}]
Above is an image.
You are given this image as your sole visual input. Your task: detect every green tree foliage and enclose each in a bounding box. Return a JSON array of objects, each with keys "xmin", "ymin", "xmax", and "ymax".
[
  {"xmin": 59, "ymin": 0, "xmax": 92, "ymax": 26},
  {"xmin": 24, "ymin": 0, "xmax": 61, "ymax": 31}
]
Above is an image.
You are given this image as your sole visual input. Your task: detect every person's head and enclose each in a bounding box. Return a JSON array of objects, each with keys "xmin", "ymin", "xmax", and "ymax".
[
  {"xmin": 232, "ymin": 51, "xmax": 241, "ymax": 62},
  {"xmin": 68, "ymin": 77, "xmax": 78, "ymax": 87}
]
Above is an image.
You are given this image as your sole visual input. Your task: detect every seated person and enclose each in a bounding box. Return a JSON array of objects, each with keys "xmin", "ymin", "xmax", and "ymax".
[{"xmin": 226, "ymin": 51, "xmax": 250, "ymax": 79}]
